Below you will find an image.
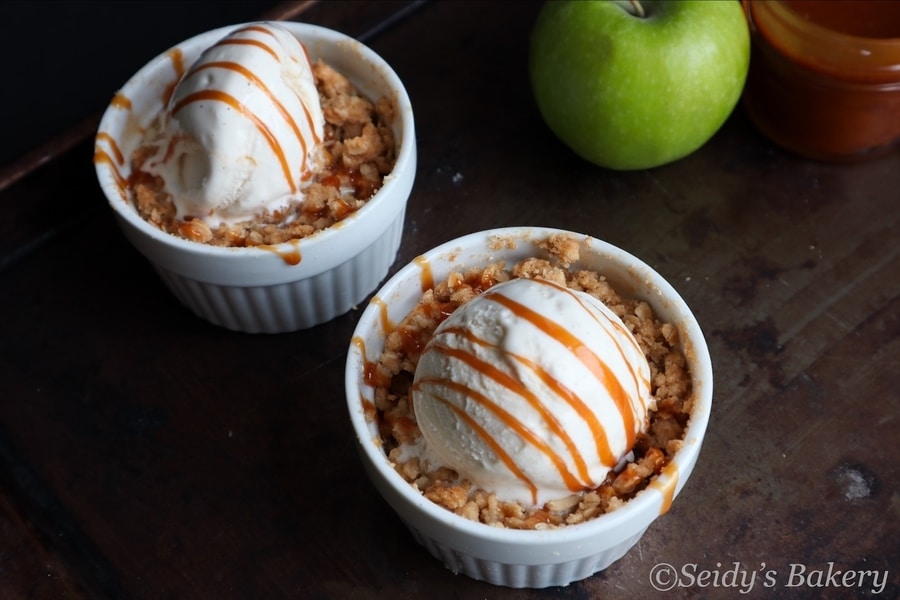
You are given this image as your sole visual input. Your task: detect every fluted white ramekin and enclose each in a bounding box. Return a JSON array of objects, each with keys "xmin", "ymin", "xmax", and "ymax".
[
  {"xmin": 94, "ymin": 22, "xmax": 416, "ymax": 333},
  {"xmin": 345, "ymin": 227, "xmax": 713, "ymax": 588}
]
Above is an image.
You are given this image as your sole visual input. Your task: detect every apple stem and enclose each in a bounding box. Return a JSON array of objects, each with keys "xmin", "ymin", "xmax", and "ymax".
[{"xmin": 628, "ymin": 0, "xmax": 646, "ymax": 18}]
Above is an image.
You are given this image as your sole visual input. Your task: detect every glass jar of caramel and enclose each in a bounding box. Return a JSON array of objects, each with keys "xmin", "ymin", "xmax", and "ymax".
[{"xmin": 742, "ymin": 0, "xmax": 900, "ymax": 162}]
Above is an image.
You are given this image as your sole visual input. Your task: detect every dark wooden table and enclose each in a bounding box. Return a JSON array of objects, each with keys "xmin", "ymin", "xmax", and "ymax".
[{"xmin": 1, "ymin": 1, "xmax": 897, "ymax": 598}]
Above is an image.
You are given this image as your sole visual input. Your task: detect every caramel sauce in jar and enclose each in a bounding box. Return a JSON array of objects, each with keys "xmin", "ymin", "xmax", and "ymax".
[{"xmin": 742, "ymin": 0, "xmax": 900, "ymax": 162}]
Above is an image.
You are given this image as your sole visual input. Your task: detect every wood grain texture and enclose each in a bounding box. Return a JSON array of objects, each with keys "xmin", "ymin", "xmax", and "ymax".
[{"xmin": 0, "ymin": 1, "xmax": 897, "ymax": 598}]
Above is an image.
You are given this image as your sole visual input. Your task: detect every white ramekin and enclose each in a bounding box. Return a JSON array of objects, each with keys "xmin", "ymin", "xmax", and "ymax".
[
  {"xmin": 94, "ymin": 22, "xmax": 416, "ymax": 333},
  {"xmin": 345, "ymin": 227, "xmax": 713, "ymax": 588}
]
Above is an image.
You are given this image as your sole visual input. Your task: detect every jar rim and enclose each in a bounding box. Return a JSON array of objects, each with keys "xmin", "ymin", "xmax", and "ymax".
[{"xmin": 744, "ymin": 0, "xmax": 900, "ymax": 82}]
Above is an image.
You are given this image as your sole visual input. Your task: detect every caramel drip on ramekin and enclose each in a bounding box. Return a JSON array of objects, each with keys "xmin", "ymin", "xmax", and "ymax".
[
  {"xmin": 94, "ymin": 133, "xmax": 128, "ymax": 199},
  {"xmin": 368, "ymin": 296, "xmax": 393, "ymax": 337},
  {"xmin": 95, "ymin": 133, "xmax": 124, "ymax": 165},
  {"xmin": 649, "ymin": 461, "xmax": 679, "ymax": 515},
  {"xmin": 93, "ymin": 149, "xmax": 128, "ymax": 200},
  {"xmin": 414, "ymin": 256, "xmax": 434, "ymax": 293},
  {"xmin": 110, "ymin": 92, "xmax": 131, "ymax": 111},
  {"xmin": 258, "ymin": 238, "xmax": 301, "ymax": 265}
]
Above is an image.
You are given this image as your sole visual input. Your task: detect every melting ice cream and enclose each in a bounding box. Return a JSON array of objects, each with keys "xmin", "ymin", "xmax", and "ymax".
[
  {"xmin": 412, "ymin": 277, "xmax": 653, "ymax": 506},
  {"xmin": 140, "ymin": 22, "xmax": 325, "ymax": 226}
]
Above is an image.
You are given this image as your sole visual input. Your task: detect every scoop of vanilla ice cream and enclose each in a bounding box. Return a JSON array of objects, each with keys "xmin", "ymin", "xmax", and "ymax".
[
  {"xmin": 142, "ymin": 22, "xmax": 325, "ymax": 226},
  {"xmin": 412, "ymin": 277, "xmax": 653, "ymax": 507}
]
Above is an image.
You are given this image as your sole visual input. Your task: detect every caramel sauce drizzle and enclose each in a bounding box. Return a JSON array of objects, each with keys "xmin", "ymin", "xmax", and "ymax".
[
  {"xmin": 95, "ymin": 133, "xmax": 124, "ymax": 165},
  {"xmin": 221, "ymin": 25, "xmax": 322, "ymax": 151},
  {"xmin": 432, "ymin": 326, "xmax": 605, "ymax": 480},
  {"xmin": 352, "ymin": 335, "xmax": 365, "ymax": 356},
  {"xmin": 110, "ymin": 92, "xmax": 131, "ymax": 111},
  {"xmin": 94, "ymin": 92, "xmax": 132, "ymax": 199},
  {"xmin": 368, "ymin": 296, "xmax": 393, "ymax": 337},
  {"xmin": 258, "ymin": 238, "xmax": 301, "ymax": 265},
  {"xmin": 565, "ymin": 284, "xmax": 651, "ymax": 413},
  {"xmin": 163, "ymin": 48, "xmax": 187, "ymax": 106},
  {"xmin": 95, "ymin": 45, "xmax": 186, "ymax": 198},
  {"xmin": 170, "ymin": 24, "xmax": 322, "ymax": 194},
  {"xmin": 217, "ymin": 25, "xmax": 282, "ymax": 61},
  {"xmin": 93, "ymin": 149, "xmax": 128, "ymax": 200},
  {"xmin": 439, "ymin": 391, "xmax": 539, "ymax": 503},
  {"xmin": 172, "ymin": 88, "xmax": 295, "ymax": 194},
  {"xmin": 293, "ymin": 42, "xmax": 323, "ymax": 148},
  {"xmin": 188, "ymin": 60, "xmax": 317, "ymax": 173},
  {"xmin": 96, "ymin": 24, "xmax": 322, "ymax": 224},
  {"xmin": 649, "ymin": 461, "xmax": 679, "ymax": 515},
  {"xmin": 94, "ymin": 133, "xmax": 128, "ymax": 199},
  {"xmin": 414, "ymin": 256, "xmax": 434, "ymax": 293},
  {"xmin": 352, "ymin": 336, "xmax": 380, "ymax": 421},
  {"xmin": 488, "ymin": 290, "xmax": 639, "ymax": 448}
]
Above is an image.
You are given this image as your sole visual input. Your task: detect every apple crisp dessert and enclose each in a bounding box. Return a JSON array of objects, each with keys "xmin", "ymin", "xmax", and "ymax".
[
  {"xmin": 130, "ymin": 61, "xmax": 396, "ymax": 247},
  {"xmin": 367, "ymin": 234, "xmax": 693, "ymax": 529}
]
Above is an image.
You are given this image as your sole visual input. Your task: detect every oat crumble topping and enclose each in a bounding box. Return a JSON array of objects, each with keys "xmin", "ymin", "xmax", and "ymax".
[
  {"xmin": 367, "ymin": 234, "xmax": 693, "ymax": 529},
  {"xmin": 130, "ymin": 60, "xmax": 397, "ymax": 247}
]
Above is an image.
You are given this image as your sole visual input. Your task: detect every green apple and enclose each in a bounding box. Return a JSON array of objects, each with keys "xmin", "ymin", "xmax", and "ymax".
[{"xmin": 529, "ymin": 0, "xmax": 750, "ymax": 170}]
